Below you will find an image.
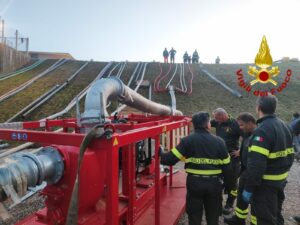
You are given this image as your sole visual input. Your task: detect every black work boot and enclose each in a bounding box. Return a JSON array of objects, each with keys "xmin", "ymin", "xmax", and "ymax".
[
  {"xmin": 223, "ymin": 194, "xmax": 235, "ymax": 215},
  {"xmin": 224, "ymin": 215, "xmax": 245, "ymax": 225},
  {"xmin": 293, "ymin": 216, "xmax": 300, "ymax": 224}
]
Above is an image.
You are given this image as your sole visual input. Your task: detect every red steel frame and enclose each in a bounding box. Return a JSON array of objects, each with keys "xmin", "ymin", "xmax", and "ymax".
[{"xmin": 0, "ymin": 114, "xmax": 192, "ymax": 225}]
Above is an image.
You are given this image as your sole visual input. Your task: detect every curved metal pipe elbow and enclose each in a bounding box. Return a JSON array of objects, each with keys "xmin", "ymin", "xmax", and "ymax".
[
  {"xmin": 81, "ymin": 77, "xmax": 182, "ymax": 125},
  {"xmin": 81, "ymin": 77, "xmax": 125, "ymax": 124}
]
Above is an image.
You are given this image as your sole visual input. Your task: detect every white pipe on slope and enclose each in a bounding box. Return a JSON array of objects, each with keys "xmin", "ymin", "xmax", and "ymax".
[
  {"xmin": 165, "ymin": 64, "xmax": 178, "ymax": 89},
  {"xmin": 200, "ymin": 67, "xmax": 242, "ymax": 98}
]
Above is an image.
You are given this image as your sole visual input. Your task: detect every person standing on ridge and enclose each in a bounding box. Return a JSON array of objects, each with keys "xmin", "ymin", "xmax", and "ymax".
[
  {"xmin": 160, "ymin": 112, "xmax": 234, "ymax": 225},
  {"xmin": 163, "ymin": 48, "xmax": 169, "ymax": 63},
  {"xmin": 183, "ymin": 51, "xmax": 189, "ymax": 64},
  {"xmin": 169, "ymin": 47, "xmax": 177, "ymax": 63},
  {"xmin": 192, "ymin": 50, "xmax": 199, "ymax": 63}
]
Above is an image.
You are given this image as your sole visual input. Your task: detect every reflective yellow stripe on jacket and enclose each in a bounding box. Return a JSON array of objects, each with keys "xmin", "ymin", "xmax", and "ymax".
[
  {"xmin": 171, "ymin": 147, "xmax": 185, "ymax": 161},
  {"xmin": 249, "ymin": 146, "xmax": 294, "ymax": 159},
  {"xmin": 262, "ymin": 172, "xmax": 288, "ymax": 181},
  {"xmin": 230, "ymin": 189, "xmax": 238, "ymax": 197},
  {"xmin": 171, "ymin": 148, "xmax": 229, "ymax": 175},
  {"xmin": 185, "ymin": 168, "xmax": 222, "ymax": 175},
  {"xmin": 249, "ymin": 145, "xmax": 291, "ymax": 180},
  {"xmin": 235, "ymin": 207, "xmax": 248, "ymax": 219},
  {"xmin": 185, "ymin": 155, "xmax": 230, "ymax": 165},
  {"xmin": 268, "ymin": 148, "xmax": 294, "ymax": 159},
  {"xmin": 249, "ymin": 145, "xmax": 269, "ymax": 156},
  {"xmin": 251, "ymin": 215, "xmax": 257, "ymax": 225}
]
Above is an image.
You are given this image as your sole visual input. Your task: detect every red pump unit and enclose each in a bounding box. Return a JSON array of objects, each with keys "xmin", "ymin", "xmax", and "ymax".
[{"xmin": 0, "ymin": 114, "xmax": 191, "ymax": 225}]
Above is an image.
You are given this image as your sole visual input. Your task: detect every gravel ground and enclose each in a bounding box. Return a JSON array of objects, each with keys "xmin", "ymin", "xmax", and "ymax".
[
  {"xmin": 0, "ymin": 195, "xmax": 45, "ymax": 225},
  {"xmin": 178, "ymin": 161, "xmax": 300, "ymax": 225},
  {"xmin": 0, "ymin": 162, "xmax": 299, "ymax": 225}
]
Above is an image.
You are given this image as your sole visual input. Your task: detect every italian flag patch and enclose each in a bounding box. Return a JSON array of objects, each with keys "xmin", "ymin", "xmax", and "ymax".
[{"xmin": 254, "ymin": 136, "xmax": 264, "ymax": 142}]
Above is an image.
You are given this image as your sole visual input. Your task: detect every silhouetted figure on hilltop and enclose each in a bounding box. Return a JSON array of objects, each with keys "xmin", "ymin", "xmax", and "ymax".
[
  {"xmin": 169, "ymin": 48, "xmax": 177, "ymax": 63},
  {"xmin": 192, "ymin": 50, "xmax": 199, "ymax": 64},
  {"xmin": 163, "ymin": 48, "xmax": 169, "ymax": 63},
  {"xmin": 215, "ymin": 56, "xmax": 220, "ymax": 64},
  {"xmin": 183, "ymin": 51, "xmax": 189, "ymax": 64}
]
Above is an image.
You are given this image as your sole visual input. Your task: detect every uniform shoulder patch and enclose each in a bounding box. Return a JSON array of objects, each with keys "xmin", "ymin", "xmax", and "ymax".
[{"xmin": 253, "ymin": 136, "xmax": 264, "ymax": 142}]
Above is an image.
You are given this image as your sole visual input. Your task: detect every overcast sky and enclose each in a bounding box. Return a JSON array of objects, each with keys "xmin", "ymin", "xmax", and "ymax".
[{"xmin": 1, "ymin": 0, "xmax": 300, "ymax": 63}]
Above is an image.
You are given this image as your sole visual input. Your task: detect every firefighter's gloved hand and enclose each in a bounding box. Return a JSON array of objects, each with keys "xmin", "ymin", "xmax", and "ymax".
[{"xmin": 242, "ymin": 190, "xmax": 252, "ymax": 203}]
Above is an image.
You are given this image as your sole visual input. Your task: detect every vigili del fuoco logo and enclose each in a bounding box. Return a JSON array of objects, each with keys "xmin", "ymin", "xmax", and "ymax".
[{"xmin": 236, "ymin": 36, "xmax": 292, "ymax": 96}]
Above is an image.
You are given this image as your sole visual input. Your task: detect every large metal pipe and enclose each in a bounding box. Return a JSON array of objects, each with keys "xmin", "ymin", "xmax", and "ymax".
[
  {"xmin": 122, "ymin": 84, "xmax": 182, "ymax": 115},
  {"xmin": 81, "ymin": 77, "xmax": 182, "ymax": 124},
  {"xmin": 81, "ymin": 77, "xmax": 125, "ymax": 124},
  {"xmin": 0, "ymin": 147, "xmax": 63, "ymax": 202}
]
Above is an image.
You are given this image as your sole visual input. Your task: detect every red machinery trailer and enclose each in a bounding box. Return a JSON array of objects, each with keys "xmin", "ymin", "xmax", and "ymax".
[{"xmin": 0, "ymin": 114, "xmax": 191, "ymax": 225}]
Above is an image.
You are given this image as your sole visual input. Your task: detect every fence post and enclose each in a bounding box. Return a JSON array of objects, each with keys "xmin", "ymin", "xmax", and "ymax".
[
  {"xmin": 26, "ymin": 38, "xmax": 29, "ymax": 54},
  {"xmin": 2, "ymin": 37, "xmax": 6, "ymax": 72},
  {"xmin": 15, "ymin": 30, "xmax": 18, "ymax": 51},
  {"xmin": 1, "ymin": 20, "xmax": 4, "ymax": 43}
]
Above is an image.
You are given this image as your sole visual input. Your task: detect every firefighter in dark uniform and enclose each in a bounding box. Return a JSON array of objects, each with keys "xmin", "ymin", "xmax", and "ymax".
[
  {"xmin": 163, "ymin": 48, "xmax": 169, "ymax": 63},
  {"xmin": 160, "ymin": 112, "xmax": 234, "ymax": 225},
  {"xmin": 183, "ymin": 51, "xmax": 189, "ymax": 63},
  {"xmin": 211, "ymin": 108, "xmax": 242, "ymax": 214},
  {"xmin": 242, "ymin": 95, "xmax": 294, "ymax": 225},
  {"xmin": 224, "ymin": 113, "xmax": 256, "ymax": 225},
  {"xmin": 192, "ymin": 50, "xmax": 199, "ymax": 64},
  {"xmin": 169, "ymin": 47, "xmax": 177, "ymax": 63}
]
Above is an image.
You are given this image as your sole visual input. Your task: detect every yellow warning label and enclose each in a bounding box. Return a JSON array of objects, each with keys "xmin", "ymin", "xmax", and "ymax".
[{"xmin": 113, "ymin": 138, "xmax": 119, "ymax": 146}]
